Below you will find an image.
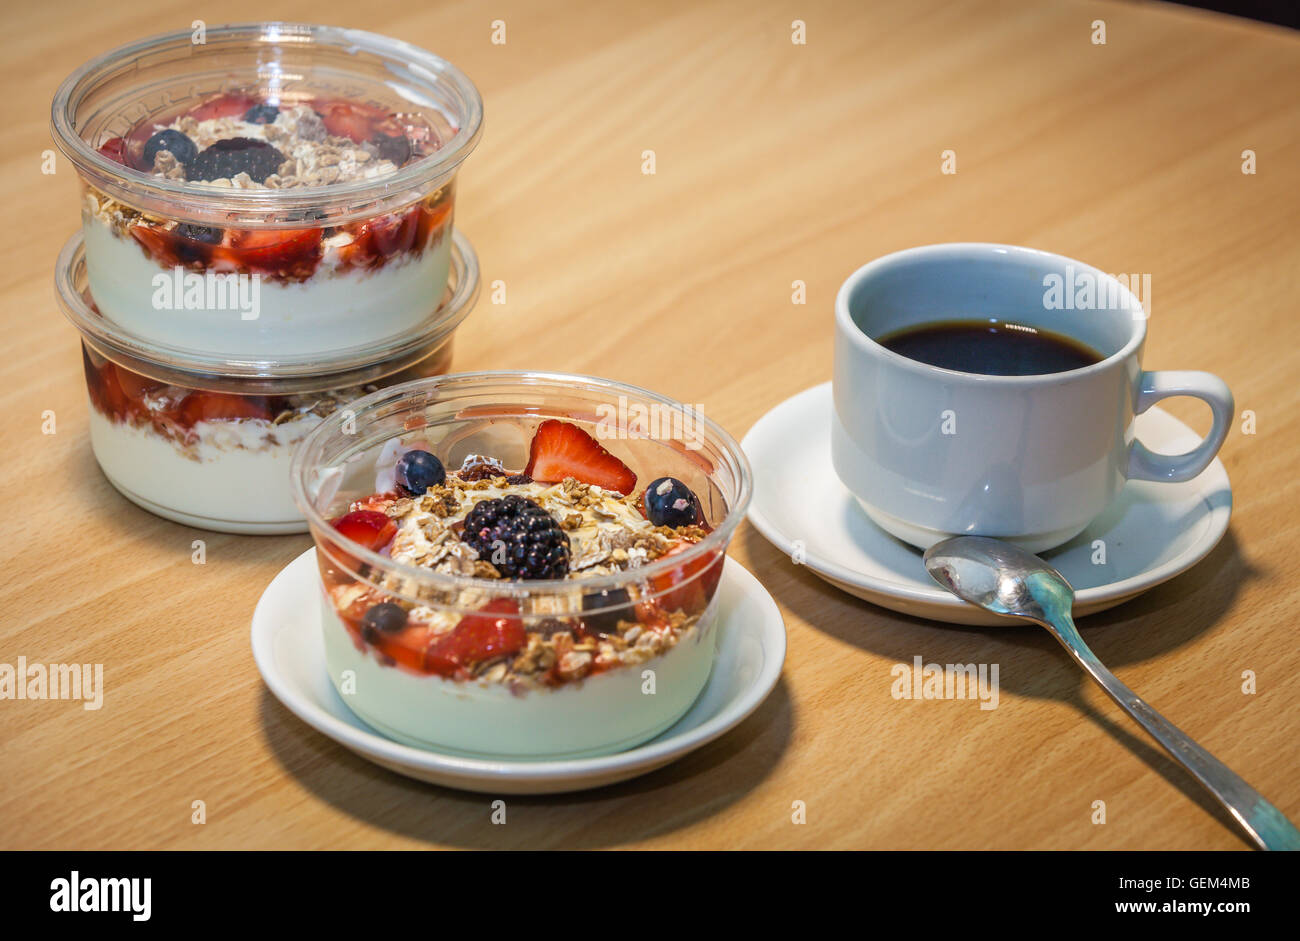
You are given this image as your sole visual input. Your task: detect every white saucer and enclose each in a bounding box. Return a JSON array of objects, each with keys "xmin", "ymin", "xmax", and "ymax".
[
  {"xmin": 251, "ymin": 549, "xmax": 786, "ymax": 794},
  {"xmin": 742, "ymin": 383, "xmax": 1232, "ymax": 625}
]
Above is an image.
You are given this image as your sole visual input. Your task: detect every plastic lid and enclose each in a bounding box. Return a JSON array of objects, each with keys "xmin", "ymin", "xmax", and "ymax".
[{"xmin": 51, "ymin": 23, "xmax": 483, "ymax": 227}]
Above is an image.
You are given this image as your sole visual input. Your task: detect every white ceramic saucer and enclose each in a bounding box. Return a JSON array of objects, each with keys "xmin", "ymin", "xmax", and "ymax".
[
  {"xmin": 743, "ymin": 383, "xmax": 1232, "ymax": 626},
  {"xmin": 251, "ymin": 549, "xmax": 786, "ymax": 794}
]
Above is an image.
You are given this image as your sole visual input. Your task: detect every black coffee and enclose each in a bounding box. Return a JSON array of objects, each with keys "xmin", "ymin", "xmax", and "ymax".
[{"xmin": 876, "ymin": 319, "xmax": 1103, "ymax": 376}]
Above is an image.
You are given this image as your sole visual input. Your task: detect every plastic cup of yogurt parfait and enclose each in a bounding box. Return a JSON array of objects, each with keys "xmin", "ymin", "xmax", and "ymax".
[
  {"xmin": 290, "ymin": 372, "xmax": 754, "ymax": 759},
  {"xmin": 56, "ymin": 230, "xmax": 480, "ymax": 534},
  {"xmin": 51, "ymin": 23, "xmax": 482, "ymax": 357}
]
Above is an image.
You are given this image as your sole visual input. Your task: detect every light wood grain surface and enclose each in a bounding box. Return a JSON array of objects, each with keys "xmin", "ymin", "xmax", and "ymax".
[{"xmin": 1, "ymin": 0, "xmax": 1297, "ymax": 850}]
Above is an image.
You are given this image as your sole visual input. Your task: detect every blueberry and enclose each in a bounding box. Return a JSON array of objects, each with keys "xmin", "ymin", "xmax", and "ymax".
[
  {"xmin": 174, "ymin": 223, "xmax": 222, "ymax": 244},
  {"xmin": 644, "ymin": 477, "xmax": 700, "ymax": 527},
  {"xmin": 581, "ymin": 587, "xmax": 632, "ymax": 636},
  {"xmin": 243, "ymin": 103, "xmax": 280, "ymax": 124},
  {"xmin": 143, "ymin": 128, "xmax": 197, "ymax": 167},
  {"xmin": 396, "ymin": 450, "xmax": 446, "ymax": 495},
  {"xmin": 361, "ymin": 602, "xmax": 407, "ymax": 642}
]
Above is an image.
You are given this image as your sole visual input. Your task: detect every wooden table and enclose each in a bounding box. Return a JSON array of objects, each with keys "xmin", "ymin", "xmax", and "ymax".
[{"xmin": 2, "ymin": 0, "xmax": 1296, "ymax": 850}]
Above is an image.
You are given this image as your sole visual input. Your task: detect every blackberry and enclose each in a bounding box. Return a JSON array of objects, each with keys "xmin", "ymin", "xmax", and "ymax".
[
  {"xmin": 462, "ymin": 495, "xmax": 570, "ymax": 580},
  {"xmin": 186, "ymin": 137, "xmax": 285, "ymax": 184},
  {"xmin": 143, "ymin": 129, "xmax": 198, "ymax": 167}
]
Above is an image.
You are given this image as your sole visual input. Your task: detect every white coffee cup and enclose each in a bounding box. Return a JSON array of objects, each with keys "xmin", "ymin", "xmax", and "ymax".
[{"xmin": 831, "ymin": 243, "xmax": 1233, "ymax": 553}]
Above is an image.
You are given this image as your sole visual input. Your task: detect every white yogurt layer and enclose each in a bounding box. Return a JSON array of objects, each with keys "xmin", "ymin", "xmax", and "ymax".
[
  {"xmin": 88, "ymin": 408, "xmax": 320, "ymax": 531},
  {"xmin": 81, "ymin": 217, "xmax": 452, "ymax": 356},
  {"xmin": 320, "ymin": 590, "xmax": 720, "ymax": 759}
]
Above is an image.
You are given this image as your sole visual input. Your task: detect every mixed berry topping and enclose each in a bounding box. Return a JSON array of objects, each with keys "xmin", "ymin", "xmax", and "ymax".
[
  {"xmin": 320, "ymin": 421, "xmax": 722, "ymax": 688},
  {"xmin": 84, "ymin": 91, "xmax": 456, "ymax": 280},
  {"xmin": 99, "ymin": 92, "xmax": 437, "ymax": 183},
  {"xmin": 462, "ymin": 495, "xmax": 572, "ymax": 580},
  {"xmin": 644, "ymin": 476, "xmax": 701, "ymax": 527}
]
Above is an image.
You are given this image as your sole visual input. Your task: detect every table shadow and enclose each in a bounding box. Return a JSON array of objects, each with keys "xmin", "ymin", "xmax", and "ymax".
[
  {"xmin": 69, "ymin": 438, "xmax": 313, "ymax": 574},
  {"xmin": 257, "ymin": 675, "xmax": 792, "ymax": 848},
  {"xmin": 741, "ymin": 522, "xmax": 1265, "ymax": 847}
]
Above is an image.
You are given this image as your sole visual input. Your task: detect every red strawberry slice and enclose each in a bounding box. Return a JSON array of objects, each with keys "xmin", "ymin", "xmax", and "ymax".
[
  {"xmin": 116, "ymin": 367, "xmax": 164, "ymax": 401},
  {"xmin": 96, "ymin": 136, "xmax": 129, "ymax": 166},
  {"xmin": 424, "ymin": 599, "xmax": 524, "ymax": 677},
  {"xmin": 523, "ymin": 420, "xmax": 637, "ymax": 494},
  {"xmin": 331, "ymin": 510, "xmax": 398, "ymax": 552},
  {"xmin": 369, "ymin": 207, "xmax": 420, "ymax": 257},
  {"xmin": 337, "ymin": 222, "xmax": 378, "ymax": 270},
  {"xmin": 370, "ymin": 623, "xmax": 438, "ymax": 672},
  {"xmin": 333, "ymin": 594, "xmax": 435, "ymax": 670},
  {"xmin": 320, "ymin": 508, "xmax": 396, "ymax": 585},
  {"xmin": 224, "ymin": 228, "xmax": 321, "ymax": 276},
  {"xmin": 316, "ymin": 100, "xmax": 384, "ymax": 142},
  {"xmin": 187, "ymin": 92, "xmax": 260, "ymax": 123},
  {"xmin": 177, "ymin": 391, "xmax": 273, "ymax": 425},
  {"xmin": 645, "ymin": 541, "xmax": 724, "ymax": 618},
  {"xmin": 415, "ymin": 201, "xmax": 452, "ymax": 251},
  {"xmin": 88, "ymin": 362, "xmax": 130, "ymax": 419}
]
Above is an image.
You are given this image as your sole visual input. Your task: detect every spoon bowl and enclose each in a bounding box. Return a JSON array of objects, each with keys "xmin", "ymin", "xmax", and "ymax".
[{"xmin": 923, "ymin": 535, "xmax": 1071, "ymax": 624}]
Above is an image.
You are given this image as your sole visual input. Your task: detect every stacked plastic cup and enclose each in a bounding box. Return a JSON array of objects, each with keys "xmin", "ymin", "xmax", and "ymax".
[{"xmin": 50, "ymin": 22, "xmax": 483, "ymax": 532}]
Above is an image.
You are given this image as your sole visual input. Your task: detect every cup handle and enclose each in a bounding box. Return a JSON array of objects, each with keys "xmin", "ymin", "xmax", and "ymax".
[{"xmin": 1127, "ymin": 370, "xmax": 1234, "ymax": 483}]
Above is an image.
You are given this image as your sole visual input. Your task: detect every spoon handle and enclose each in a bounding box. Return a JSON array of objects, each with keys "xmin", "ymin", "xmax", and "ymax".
[{"xmin": 1042, "ymin": 611, "xmax": 1300, "ymax": 851}]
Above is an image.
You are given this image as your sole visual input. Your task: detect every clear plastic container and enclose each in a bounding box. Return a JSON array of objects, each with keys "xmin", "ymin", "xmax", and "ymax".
[
  {"xmin": 51, "ymin": 23, "xmax": 483, "ymax": 356},
  {"xmin": 290, "ymin": 372, "xmax": 753, "ymax": 759},
  {"xmin": 56, "ymin": 230, "xmax": 480, "ymax": 534}
]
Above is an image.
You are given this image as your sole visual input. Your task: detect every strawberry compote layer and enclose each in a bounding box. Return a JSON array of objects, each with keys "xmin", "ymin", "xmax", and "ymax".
[{"xmin": 81, "ymin": 341, "xmax": 456, "ymax": 533}]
